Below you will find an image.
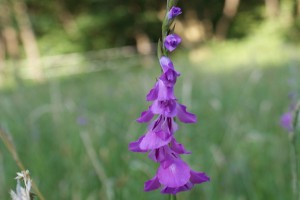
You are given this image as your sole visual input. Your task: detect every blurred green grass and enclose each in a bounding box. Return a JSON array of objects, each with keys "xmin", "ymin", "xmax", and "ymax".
[{"xmin": 0, "ymin": 38, "xmax": 300, "ymax": 200}]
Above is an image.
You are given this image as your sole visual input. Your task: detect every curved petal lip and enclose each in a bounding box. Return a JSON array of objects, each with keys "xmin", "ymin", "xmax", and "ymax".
[
  {"xmin": 176, "ymin": 104, "xmax": 197, "ymax": 123},
  {"xmin": 139, "ymin": 130, "xmax": 173, "ymax": 151},
  {"xmin": 137, "ymin": 107, "xmax": 154, "ymax": 123}
]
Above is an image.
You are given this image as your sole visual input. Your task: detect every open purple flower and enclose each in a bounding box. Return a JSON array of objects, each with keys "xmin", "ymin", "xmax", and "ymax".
[
  {"xmin": 144, "ymin": 157, "xmax": 210, "ymax": 194},
  {"xmin": 164, "ymin": 34, "xmax": 182, "ymax": 52},
  {"xmin": 129, "ymin": 116, "xmax": 178, "ymax": 152},
  {"xmin": 167, "ymin": 6, "xmax": 182, "ymax": 20},
  {"xmin": 129, "ymin": 2, "xmax": 209, "ymax": 195},
  {"xmin": 137, "ymin": 100, "xmax": 197, "ymax": 123},
  {"xmin": 280, "ymin": 112, "xmax": 293, "ymax": 132}
]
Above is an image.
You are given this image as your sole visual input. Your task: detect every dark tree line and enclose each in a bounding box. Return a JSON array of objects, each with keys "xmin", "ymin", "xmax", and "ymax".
[{"xmin": 0, "ymin": 0, "xmax": 300, "ymax": 62}]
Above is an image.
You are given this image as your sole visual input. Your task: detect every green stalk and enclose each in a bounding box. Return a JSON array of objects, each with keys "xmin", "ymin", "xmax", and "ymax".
[
  {"xmin": 169, "ymin": 194, "xmax": 177, "ymax": 200},
  {"xmin": 158, "ymin": 0, "xmax": 179, "ymax": 58},
  {"xmin": 289, "ymin": 102, "xmax": 300, "ymax": 200}
]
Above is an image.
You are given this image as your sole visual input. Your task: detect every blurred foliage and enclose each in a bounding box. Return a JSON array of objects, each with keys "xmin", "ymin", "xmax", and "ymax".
[
  {"xmin": 286, "ymin": 17, "xmax": 300, "ymax": 42},
  {"xmin": 0, "ymin": 48, "xmax": 300, "ymax": 199},
  {"xmin": 9, "ymin": 0, "xmax": 295, "ymax": 55}
]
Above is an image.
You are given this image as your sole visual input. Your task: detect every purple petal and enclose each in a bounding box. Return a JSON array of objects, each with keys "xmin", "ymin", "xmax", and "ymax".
[
  {"xmin": 139, "ymin": 130, "xmax": 172, "ymax": 151},
  {"xmin": 136, "ymin": 116, "xmax": 177, "ymax": 153},
  {"xmin": 148, "ymin": 146, "xmax": 167, "ymax": 162},
  {"xmin": 170, "ymin": 139, "xmax": 191, "ymax": 154},
  {"xmin": 157, "ymin": 158, "xmax": 191, "ymax": 188},
  {"xmin": 148, "ymin": 149, "xmax": 159, "ymax": 162},
  {"xmin": 146, "ymin": 82, "xmax": 159, "ymax": 101},
  {"xmin": 152, "ymin": 100, "xmax": 177, "ymax": 117},
  {"xmin": 77, "ymin": 116, "xmax": 88, "ymax": 126},
  {"xmin": 167, "ymin": 117, "xmax": 178, "ymax": 133},
  {"xmin": 144, "ymin": 176, "xmax": 161, "ymax": 191},
  {"xmin": 159, "ymin": 69, "xmax": 180, "ymax": 88},
  {"xmin": 159, "ymin": 56, "xmax": 174, "ymax": 72},
  {"xmin": 148, "ymin": 145, "xmax": 179, "ymax": 163},
  {"xmin": 190, "ymin": 170, "xmax": 210, "ymax": 184},
  {"xmin": 164, "ymin": 34, "xmax": 182, "ymax": 52},
  {"xmin": 167, "ymin": 6, "xmax": 182, "ymax": 20},
  {"xmin": 128, "ymin": 136, "xmax": 148, "ymax": 152},
  {"xmin": 176, "ymin": 104, "xmax": 197, "ymax": 123},
  {"xmin": 161, "ymin": 182, "xmax": 193, "ymax": 194},
  {"xmin": 280, "ymin": 112, "xmax": 293, "ymax": 132},
  {"xmin": 157, "ymin": 79, "xmax": 176, "ymax": 101},
  {"xmin": 161, "ymin": 157, "xmax": 174, "ymax": 169},
  {"xmin": 137, "ymin": 107, "xmax": 154, "ymax": 123}
]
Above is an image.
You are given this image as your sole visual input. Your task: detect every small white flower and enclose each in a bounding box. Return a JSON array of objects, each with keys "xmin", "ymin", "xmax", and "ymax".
[
  {"xmin": 15, "ymin": 170, "xmax": 29, "ymax": 180},
  {"xmin": 10, "ymin": 170, "xmax": 33, "ymax": 200}
]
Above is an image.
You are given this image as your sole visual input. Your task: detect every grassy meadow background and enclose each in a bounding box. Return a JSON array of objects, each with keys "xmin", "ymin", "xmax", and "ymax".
[
  {"xmin": 1, "ymin": 0, "xmax": 300, "ymax": 199},
  {"xmin": 1, "ymin": 28, "xmax": 300, "ymax": 199}
]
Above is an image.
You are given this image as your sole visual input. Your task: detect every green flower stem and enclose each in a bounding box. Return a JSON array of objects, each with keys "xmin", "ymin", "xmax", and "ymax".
[
  {"xmin": 169, "ymin": 194, "xmax": 177, "ymax": 200},
  {"xmin": 290, "ymin": 102, "xmax": 300, "ymax": 200}
]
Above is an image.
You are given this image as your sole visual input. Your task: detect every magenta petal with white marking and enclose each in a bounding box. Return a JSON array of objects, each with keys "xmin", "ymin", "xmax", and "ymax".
[
  {"xmin": 157, "ymin": 159, "xmax": 190, "ymax": 188},
  {"xmin": 160, "ymin": 56, "xmax": 174, "ymax": 72}
]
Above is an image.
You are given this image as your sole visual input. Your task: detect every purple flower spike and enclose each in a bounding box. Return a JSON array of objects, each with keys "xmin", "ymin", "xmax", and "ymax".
[
  {"xmin": 164, "ymin": 34, "xmax": 182, "ymax": 52},
  {"xmin": 168, "ymin": 6, "xmax": 182, "ymax": 20},
  {"xmin": 129, "ymin": 2, "xmax": 209, "ymax": 194},
  {"xmin": 280, "ymin": 112, "xmax": 293, "ymax": 132}
]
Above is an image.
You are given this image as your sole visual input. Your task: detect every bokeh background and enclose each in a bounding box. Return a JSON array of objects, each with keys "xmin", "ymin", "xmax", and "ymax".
[{"xmin": 1, "ymin": 0, "xmax": 300, "ymax": 199}]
